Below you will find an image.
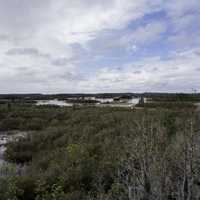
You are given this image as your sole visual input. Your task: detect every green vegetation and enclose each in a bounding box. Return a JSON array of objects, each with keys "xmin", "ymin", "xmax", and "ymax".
[
  {"xmin": 136, "ymin": 101, "xmax": 197, "ymax": 109},
  {"xmin": 145, "ymin": 93, "xmax": 200, "ymax": 102},
  {"xmin": 0, "ymin": 99, "xmax": 200, "ymax": 199}
]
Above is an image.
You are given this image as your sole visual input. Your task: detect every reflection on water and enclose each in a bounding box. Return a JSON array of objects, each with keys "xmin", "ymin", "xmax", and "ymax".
[
  {"xmin": 36, "ymin": 99, "xmax": 73, "ymax": 107},
  {"xmin": 0, "ymin": 132, "xmax": 27, "ymax": 170},
  {"xmin": 127, "ymin": 98, "xmax": 140, "ymax": 104},
  {"xmin": 95, "ymin": 98, "xmax": 114, "ymax": 103},
  {"xmin": 36, "ymin": 98, "xmax": 141, "ymax": 107},
  {"xmin": 0, "ymin": 131, "xmax": 27, "ymax": 177}
]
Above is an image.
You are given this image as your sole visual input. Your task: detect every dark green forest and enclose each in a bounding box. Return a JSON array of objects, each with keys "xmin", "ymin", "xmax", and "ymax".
[{"xmin": 0, "ymin": 101, "xmax": 200, "ymax": 199}]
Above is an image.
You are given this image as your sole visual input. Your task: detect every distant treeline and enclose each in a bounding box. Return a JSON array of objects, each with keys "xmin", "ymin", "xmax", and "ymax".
[
  {"xmin": 0, "ymin": 93, "xmax": 137, "ymax": 100},
  {"xmin": 145, "ymin": 93, "xmax": 200, "ymax": 102},
  {"xmin": 0, "ymin": 93, "xmax": 200, "ymax": 101}
]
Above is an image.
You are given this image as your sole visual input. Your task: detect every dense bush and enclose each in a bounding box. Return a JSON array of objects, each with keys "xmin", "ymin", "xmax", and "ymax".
[{"xmin": 0, "ymin": 103, "xmax": 200, "ymax": 199}]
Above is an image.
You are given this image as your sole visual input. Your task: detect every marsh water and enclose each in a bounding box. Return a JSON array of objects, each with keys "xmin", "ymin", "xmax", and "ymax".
[
  {"xmin": 36, "ymin": 99, "xmax": 73, "ymax": 107},
  {"xmin": 36, "ymin": 98, "xmax": 141, "ymax": 107},
  {"xmin": 0, "ymin": 131, "xmax": 27, "ymax": 176}
]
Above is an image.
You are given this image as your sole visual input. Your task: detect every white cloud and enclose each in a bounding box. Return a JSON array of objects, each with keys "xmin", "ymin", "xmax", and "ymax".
[
  {"xmin": 0, "ymin": 0, "xmax": 200, "ymax": 93},
  {"xmin": 164, "ymin": 0, "xmax": 200, "ymax": 18},
  {"xmin": 78, "ymin": 49, "xmax": 200, "ymax": 93},
  {"xmin": 125, "ymin": 21, "xmax": 166, "ymax": 45},
  {"xmin": 0, "ymin": 0, "xmax": 163, "ymax": 45},
  {"xmin": 164, "ymin": 0, "xmax": 200, "ymax": 50},
  {"xmin": 0, "ymin": 0, "xmax": 164, "ymax": 93}
]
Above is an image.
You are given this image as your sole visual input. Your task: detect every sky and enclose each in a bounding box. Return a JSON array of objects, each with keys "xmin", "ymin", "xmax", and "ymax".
[{"xmin": 0, "ymin": 0, "xmax": 200, "ymax": 93}]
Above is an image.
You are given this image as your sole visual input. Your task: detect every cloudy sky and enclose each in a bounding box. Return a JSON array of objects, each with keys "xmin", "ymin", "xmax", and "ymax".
[{"xmin": 0, "ymin": 0, "xmax": 200, "ymax": 93}]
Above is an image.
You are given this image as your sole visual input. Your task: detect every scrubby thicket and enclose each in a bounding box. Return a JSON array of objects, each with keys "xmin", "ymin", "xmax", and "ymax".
[{"xmin": 0, "ymin": 103, "xmax": 200, "ymax": 200}]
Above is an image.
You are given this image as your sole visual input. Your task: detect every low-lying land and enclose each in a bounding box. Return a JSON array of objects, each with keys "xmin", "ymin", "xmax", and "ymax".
[{"xmin": 0, "ymin": 94, "xmax": 200, "ymax": 199}]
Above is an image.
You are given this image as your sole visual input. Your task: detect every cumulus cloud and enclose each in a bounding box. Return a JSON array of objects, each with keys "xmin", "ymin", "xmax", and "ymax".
[
  {"xmin": 6, "ymin": 48, "xmax": 50, "ymax": 59},
  {"xmin": 124, "ymin": 21, "xmax": 166, "ymax": 45},
  {"xmin": 0, "ymin": 0, "xmax": 199, "ymax": 93},
  {"xmin": 78, "ymin": 48, "xmax": 200, "ymax": 93}
]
